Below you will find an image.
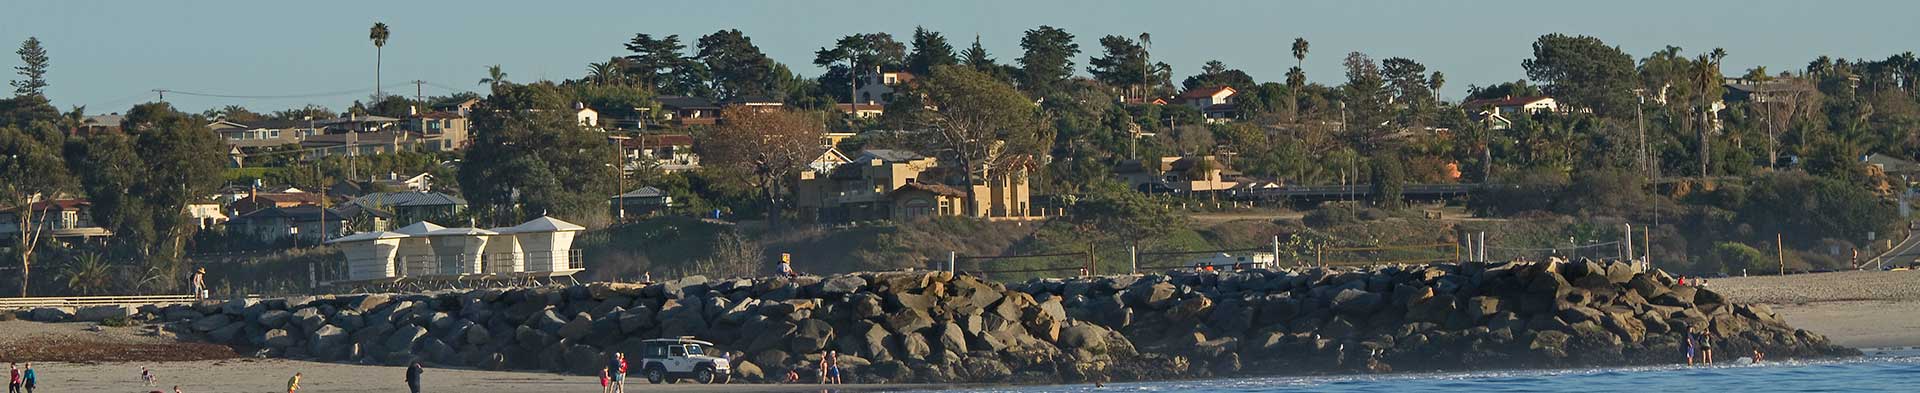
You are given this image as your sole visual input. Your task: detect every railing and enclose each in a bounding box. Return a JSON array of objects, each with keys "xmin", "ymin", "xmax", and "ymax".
[{"xmin": 0, "ymin": 294, "xmax": 199, "ymax": 310}]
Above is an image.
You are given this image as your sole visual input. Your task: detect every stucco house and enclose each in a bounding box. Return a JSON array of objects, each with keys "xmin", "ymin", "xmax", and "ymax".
[{"xmin": 794, "ymin": 148, "xmax": 1037, "ymax": 222}]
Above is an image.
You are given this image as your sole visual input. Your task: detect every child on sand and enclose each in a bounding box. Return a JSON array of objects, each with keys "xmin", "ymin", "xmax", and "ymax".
[
  {"xmin": 286, "ymin": 373, "xmax": 300, "ymax": 393},
  {"xmin": 600, "ymin": 368, "xmax": 610, "ymax": 393},
  {"xmin": 142, "ymin": 366, "xmax": 156, "ymax": 386}
]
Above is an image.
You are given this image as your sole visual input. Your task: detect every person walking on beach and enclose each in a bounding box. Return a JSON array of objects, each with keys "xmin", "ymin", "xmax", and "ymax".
[
  {"xmin": 10, "ymin": 363, "xmax": 20, "ymax": 393},
  {"xmin": 190, "ymin": 268, "xmax": 207, "ymax": 299},
  {"xmin": 405, "ymin": 362, "xmax": 423, "ymax": 393},
  {"xmin": 285, "ymin": 372, "xmax": 300, "ymax": 393},
  {"xmin": 19, "ymin": 364, "xmax": 32, "ymax": 393}
]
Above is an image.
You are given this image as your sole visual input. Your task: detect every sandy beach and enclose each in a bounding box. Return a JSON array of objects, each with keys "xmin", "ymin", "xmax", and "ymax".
[{"xmin": 1709, "ymin": 269, "xmax": 1920, "ymax": 349}]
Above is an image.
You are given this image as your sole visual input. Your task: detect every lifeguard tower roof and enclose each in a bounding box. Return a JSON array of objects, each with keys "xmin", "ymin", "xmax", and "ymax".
[
  {"xmin": 393, "ymin": 221, "xmax": 447, "ymax": 236},
  {"xmin": 501, "ymin": 216, "xmax": 586, "ymax": 233},
  {"xmin": 326, "ymin": 230, "xmax": 407, "ymax": 244}
]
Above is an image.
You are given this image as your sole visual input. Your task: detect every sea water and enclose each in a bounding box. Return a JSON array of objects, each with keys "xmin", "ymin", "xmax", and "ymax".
[{"xmin": 928, "ymin": 353, "xmax": 1920, "ymax": 393}]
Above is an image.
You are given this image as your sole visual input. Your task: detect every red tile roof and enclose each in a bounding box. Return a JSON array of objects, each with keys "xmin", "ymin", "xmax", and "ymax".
[
  {"xmin": 1179, "ymin": 86, "xmax": 1236, "ymax": 100},
  {"xmin": 6, "ymin": 199, "xmax": 90, "ymax": 213}
]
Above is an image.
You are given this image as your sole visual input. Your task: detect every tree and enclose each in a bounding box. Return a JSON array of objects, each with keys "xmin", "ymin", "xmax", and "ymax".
[
  {"xmin": 1067, "ymin": 182, "xmax": 1184, "ymax": 251},
  {"xmin": 123, "ymin": 103, "xmax": 224, "ymax": 261},
  {"xmin": 624, "ymin": 34, "xmax": 709, "ymax": 96},
  {"xmin": 1016, "ymin": 26, "xmax": 1079, "ymax": 95},
  {"xmin": 814, "ymin": 33, "xmax": 907, "ymax": 103},
  {"xmin": 1341, "ymin": 52, "xmax": 1392, "ymax": 151},
  {"xmin": 697, "ymin": 29, "xmax": 778, "ymax": 100},
  {"xmin": 1369, "ymin": 151, "xmax": 1407, "ymax": 209},
  {"xmin": 961, "ymin": 35, "xmax": 1016, "ymax": 84},
  {"xmin": 1381, "ymin": 57, "xmax": 1434, "ymax": 125},
  {"xmin": 1522, "ymin": 34, "xmax": 1638, "ymax": 117},
  {"xmin": 1088, "ymin": 35, "xmax": 1150, "ymax": 96},
  {"xmin": 369, "ymin": 23, "xmax": 390, "ymax": 99},
  {"xmin": 458, "ymin": 82, "xmax": 619, "ymax": 226},
  {"xmin": 1, "ymin": 121, "xmax": 70, "ymax": 296},
  {"xmin": 1289, "ymin": 38, "xmax": 1310, "ymax": 119},
  {"xmin": 694, "ymin": 107, "xmax": 823, "ymax": 227},
  {"xmin": 479, "ymin": 64, "xmax": 508, "ymax": 87},
  {"xmin": 906, "ymin": 27, "xmax": 958, "ymax": 76},
  {"xmin": 11, "ymin": 37, "xmax": 49, "ymax": 97},
  {"xmin": 1428, "ymin": 71, "xmax": 1446, "ymax": 102},
  {"xmin": 585, "ymin": 57, "xmax": 630, "ymax": 86},
  {"xmin": 919, "ymin": 65, "xmax": 1051, "ymax": 215},
  {"xmin": 1182, "ymin": 60, "xmax": 1255, "ymax": 92}
]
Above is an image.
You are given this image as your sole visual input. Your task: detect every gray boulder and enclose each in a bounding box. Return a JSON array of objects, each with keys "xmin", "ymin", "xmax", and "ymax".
[
  {"xmin": 73, "ymin": 305, "xmax": 135, "ymax": 322},
  {"xmin": 386, "ymin": 324, "xmax": 429, "ymax": 352},
  {"xmin": 257, "ymin": 310, "xmax": 292, "ymax": 328}
]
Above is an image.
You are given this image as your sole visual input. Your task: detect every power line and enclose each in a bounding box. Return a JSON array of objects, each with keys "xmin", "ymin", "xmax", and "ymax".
[{"xmin": 155, "ymin": 82, "xmax": 416, "ymax": 100}]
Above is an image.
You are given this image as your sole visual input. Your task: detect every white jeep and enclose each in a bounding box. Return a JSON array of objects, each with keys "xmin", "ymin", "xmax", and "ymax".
[{"xmin": 639, "ymin": 337, "xmax": 731, "ymax": 384}]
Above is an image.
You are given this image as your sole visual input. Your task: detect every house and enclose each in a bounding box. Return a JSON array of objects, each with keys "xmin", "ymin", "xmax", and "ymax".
[
  {"xmin": 369, "ymin": 172, "xmax": 434, "ymax": 192},
  {"xmin": 1463, "ymin": 95, "xmax": 1560, "ymax": 130},
  {"xmin": 575, "ymin": 104, "xmax": 601, "ymax": 128},
  {"xmin": 226, "ymin": 205, "xmax": 349, "ymax": 244},
  {"xmin": 301, "ymin": 130, "xmax": 415, "ymax": 159},
  {"xmin": 657, "ymin": 96, "xmax": 721, "ymax": 126},
  {"xmin": 230, "ymin": 191, "xmax": 325, "ymax": 215},
  {"xmin": 316, "ymin": 114, "xmax": 402, "ymax": 134},
  {"xmin": 0, "ymin": 199, "xmax": 113, "ymax": 241},
  {"xmin": 1723, "ymin": 78, "xmax": 1813, "ymax": 104},
  {"xmin": 794, "ymin": 148, "xmax": 1038, "ymax": 222},
  {"xmin": 78, "ymin": 114, "xmax": 124, "ymax": 135},
  {"xmin": 432, "ymin": 98, "xmax": 482, "ymax": 117},
  {"xmin": 834, "ymin": 103, "xmax": 885, "ymax": 118},
  {"xmin": 1114, "ymin": 156, "xmax": 1240, "ymax": 193},
  {"xmin": 210, "ymin": 119, "xmax": 324, "ymax": 149},
  {"xmin": 621, "ymin": 134, "xmax": 700, "ymax": 172},
  {"xmin": 1864, "ymin": 153, "xmax": 1920, "ymax": 177},
  {"xmin": 187, "ymin": 201, "xmax": 229, "ymax": 230},
  {"xmin": 808, "ymin": 147, "xmax": 853, "ymax": 173},
  {"xmin": 1178, "ymin": 86, "xmax": 1239, "ymax": 123},
  {"xmin": 346, "ymin": 191, "xmax": 467, "ymax": 224},
  {"xmin": 610, "ymin": 187, "xmax": 673, "ymax": 219},
  {"xmin": 404, "ymin": 110, "xmax": 470, "ymax": 151},
  {"xmin": 854, "ymin": 70, "xmax": 915, "ymax": 105}
]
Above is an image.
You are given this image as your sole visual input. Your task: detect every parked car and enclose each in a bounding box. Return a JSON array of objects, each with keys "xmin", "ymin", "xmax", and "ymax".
[{"xmin": 639, "ymin": 337, "xmax": 730, "ymax": 384}]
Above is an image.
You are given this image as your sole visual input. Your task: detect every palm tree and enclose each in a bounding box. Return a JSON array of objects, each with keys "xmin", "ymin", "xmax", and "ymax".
[
  {"xmin": 1290, "ymin": 38, "xmax": 1310, "ymax": 120},
  {"xmin": 60, "ymin": 252, "xmax": 114, "ymax": 296},
  {"xmin": 1428, "ymin": 71, "xmax": 1446, "ymax": 103},
  {"xmin": 369, "ymin": 22, "xmax": 391, "ymax": 99},
  {"xmin": 1138, "ymin": 32, "xmax": 1153, "ymax": 99},
  {"xmin": 479, "ymin": 65, "xmax": 509, "ymax": 87},
  {"xmin": 587, "ymin": 57, "xmax": 627, "ymax": 86}
]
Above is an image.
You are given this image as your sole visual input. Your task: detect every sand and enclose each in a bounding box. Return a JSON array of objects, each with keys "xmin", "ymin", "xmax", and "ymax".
[{"xmin": 1709, "ymin": 269, "xmax": 1920, "ymax": 349}]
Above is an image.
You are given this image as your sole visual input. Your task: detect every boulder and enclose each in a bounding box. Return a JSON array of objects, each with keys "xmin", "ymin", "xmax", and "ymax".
[
  {"xmin": 264, "ymin": 329, "xmax": 296, "ymax": 348},
  {"xmin": 309, "ymin": 325, "xmax": 349, "ymax": 359},
  {"xmin": 557, "ymin": 313, "xmax": 593, "ymax": 340},
  {"xmin": 191, "ymin": 314, "xmax": 233, "ymax": 332},
  {"xmin": 937, "ymin": 322, "xmax": 968, "ymax": 354},
  {"xmin": 902, "ymin": 332, "xmax": 933, "ymax": 360},
  {"xmin": 209, "ymin": 321, "xmax": 246, "ymax": 343},
  {"xmin": 1058, "ymin": 325, "xmax": 1111, "ymax": 352},
  {"xmin": 291, "ymin": 307, "xmax": 325, "ymax": 331},
  {"xmin": 257, "ymin": 310, "xmax": 292, "ymax": 328},
  {"xmin": 347, "ymin": 294, "xmax": 392, "ymax": 313},
  {"xmin": 386, "ymin": 324, "xmax": 429, "ymax": 352},
  {"xmin": 821, "ymin": 275, "xmax": 868, "ymax": 295},
  {"xmin": 73, "ymin": 305, "xmax": 135, "ymax": 322},
  {"xmin": 1330, "ymin": 289, "xmax": 1381, "ymax": 317},
  {"xmin": 466, "ymin": 324, "xmax": 492, "ymax": 346},
  {"xmin": 885, "ymin": 309, "xmax": 934, "ymax": 334}
]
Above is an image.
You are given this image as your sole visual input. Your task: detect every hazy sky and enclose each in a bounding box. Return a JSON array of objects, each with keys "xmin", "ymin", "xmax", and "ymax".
[{"xmin": 4, "ymin": 0, "xmax": 1917, "ymax": 114}]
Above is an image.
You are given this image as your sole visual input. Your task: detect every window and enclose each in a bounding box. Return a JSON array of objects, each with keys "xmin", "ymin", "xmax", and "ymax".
[
  {"xmin": 685, "ymin": 345, "xmax": 704, "ymax": 355},
  {"xmin": 669, "ymin": 346, "xmax": 686, "ymax": 357}
]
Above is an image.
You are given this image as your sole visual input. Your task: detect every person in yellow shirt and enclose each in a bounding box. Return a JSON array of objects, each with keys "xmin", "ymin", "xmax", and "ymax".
[{"xmin": 285, "ymin": 373, "xmax": 301, "ymax": 393}]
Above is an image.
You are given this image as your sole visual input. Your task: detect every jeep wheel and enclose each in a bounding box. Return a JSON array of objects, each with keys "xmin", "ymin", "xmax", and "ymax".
[
  {"xmin": 692, "ymin": 366, "xmax": 716, "ymax": 384},
  {"xmin": 646, "ymin": 367, "xmax": 667, "ymax": 384}
]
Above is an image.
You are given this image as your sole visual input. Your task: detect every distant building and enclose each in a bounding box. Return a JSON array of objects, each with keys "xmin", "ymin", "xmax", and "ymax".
[
  {"xmin": 611, "ymin": 186, "xmax": 673, "ymax": 219},
  {"xmin": 853, "ymin": 70, "xmax": 915, "ymax": 105},
  {"xmin": 226, "ymin": 205, "xmax": 349, "ymax": 244},
  {"xmin": 345, "ymin": 191, "xmax": 467, "ymax": 224},
  {"xmin": 0, "ymin": 199, "xmax": 113, "ymax": 241},
  {"xmin": 795, "ymin": 148, "xmax": 1037, "ymax": 222},
  {"xmin": 404, "ymin": 110, "xmax": 470, "ymax": 151},
  {"xmin": 1115, "ymin": 156, "xmax": 1240, "ymax": 193},
  {"xmin": 230, "ymin": 191, "xmax": 325, "ymax": 215},
  {"xmin": 657, "ymin": 96, "xmax": 721, "ymax": 126},
  {"xmin": 300, "ymin": 129, "xmax": 415, "ymax": 159},
  {"xmin": 834, "ymin": 103, "xmax": 885, "ymax": 118},
  {"xmin": 1463, "ymin": 95, "xmax": 1560, "ymax": 130},
  {"xmin": 209, "ymin": 119, "xmax": 325, "ymax": 149},
  {"xmin": 725, "ymin": 96, "xmax": 785, "ymax": 111},
  {"xmin": 1179, "ymin": 86, "xmax": 1239, "ymax": 123},
  {"xmin": 621, "ymin": 134, "xmax": 700, "ymax": 172},
  {"xmin": 79, "ymin": 114, "xmax": 124, "ymax": 136}
]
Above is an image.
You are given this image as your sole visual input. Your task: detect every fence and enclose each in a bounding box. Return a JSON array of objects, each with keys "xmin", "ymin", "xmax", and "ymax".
[
  {"xmin": 953, "ymin": 237, "xmax": 1473, "ymax": 278},
  {"xmin": 0, "ymin": 294, "xmax": 199, "ymax": 310}
]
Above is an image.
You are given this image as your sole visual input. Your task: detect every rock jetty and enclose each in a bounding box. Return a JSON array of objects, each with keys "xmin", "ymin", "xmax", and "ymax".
[{"xmin": 39, "ymin": 259, "xmax": 1852, "ymax": 384}]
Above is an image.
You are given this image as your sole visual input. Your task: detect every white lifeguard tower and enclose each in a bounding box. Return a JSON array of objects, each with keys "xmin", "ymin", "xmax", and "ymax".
[{"xmin": 323, "ymin": 216, "xmax": 586, "ymax": 290}]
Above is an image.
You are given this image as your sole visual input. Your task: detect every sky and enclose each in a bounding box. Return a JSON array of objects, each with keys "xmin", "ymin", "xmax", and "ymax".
[{"xmin": 3, "ymin": 0, "xmax": 1918, "ymax": 114}]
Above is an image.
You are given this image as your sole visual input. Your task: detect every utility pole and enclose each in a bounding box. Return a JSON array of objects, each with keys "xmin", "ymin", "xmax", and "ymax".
[
  {"xmin": 414, "ymin": 80, "xmax": 425, "ymax": 104},
  {"xmin": 1777, "ymin": 233, "xmax": 1785, "ymax": 275},
  {"xmin": 153, "ymin": 89, "xmax": 169, "ymax": 101},
  {"xmin": 1636, "ymin": 92, "xmax": 1649, "ymax": 178}
]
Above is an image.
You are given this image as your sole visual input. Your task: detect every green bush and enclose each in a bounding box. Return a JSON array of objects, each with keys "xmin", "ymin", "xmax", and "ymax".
[
  {"xmin": 1711, "ymin": 242, "xmax": 1772, "ymax": 275},
  {"xmin": 98, "ymin": 316, "xmax": 132, "ymax": 327}
]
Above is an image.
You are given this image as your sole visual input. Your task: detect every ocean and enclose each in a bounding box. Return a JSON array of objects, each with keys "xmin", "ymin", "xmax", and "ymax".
[{"xmin": 928, "ymin": 352, "xmax": 1920, "ymax": 393}]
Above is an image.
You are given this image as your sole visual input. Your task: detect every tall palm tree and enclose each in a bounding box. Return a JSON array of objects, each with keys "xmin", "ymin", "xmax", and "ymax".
[
  {"xmin": 1290, "ymin": 37, "xmax": 1310, "ymax": 121},
  {"xmin": 1138, "ymin": 32, "xmax": 1153, "ymax": 99},
  {"xmin": 587, "ymin": 57, "xmax": 627, "ymax": 86},
  {"xmin": 479, "ymin": 65, "xmax": 509, "ymax": 87},
  {"xmin": 369, "ymin": 22, "xmax": 391, "ymax": 99},
  {"xmin": 1428, "ymin": 71, "xmax": 1446, "ymax": 103}
]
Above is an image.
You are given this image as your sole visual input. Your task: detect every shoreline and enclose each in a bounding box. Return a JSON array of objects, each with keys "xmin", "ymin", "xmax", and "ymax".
[{"xmin": 1708, "ymin": 270, "xmax": 1920, "ymax": 349}]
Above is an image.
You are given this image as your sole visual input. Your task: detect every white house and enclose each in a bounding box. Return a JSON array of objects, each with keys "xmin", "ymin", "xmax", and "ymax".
[
  {"xmin": 854, "ymin": 70, "xmax": 915, "ymax": 105},
  {"xmin": 1178, "ymin": 86, "xmax": 1239, "ymax": 123},
  {"xmin": 1463, "ymin": 95, "xmax": 1560, "ymax": 130}
]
